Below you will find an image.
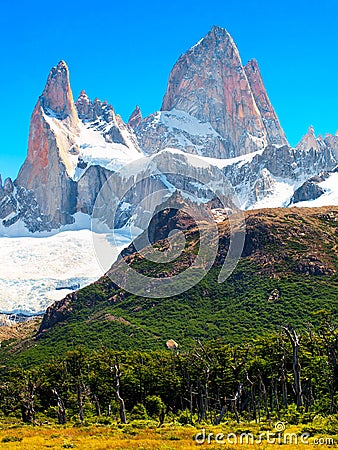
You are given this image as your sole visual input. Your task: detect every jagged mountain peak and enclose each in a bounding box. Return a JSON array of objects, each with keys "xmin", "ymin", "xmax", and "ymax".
[
  {"xmin": 40, "ymin": 60, "xmax": 77, "ymax": 122},
  {"xmin": 307, "ymin": 125, "xmax": 315, "ymax": 136},
  {"xmin": 57, "ymin": 59, "xmax": 68, "ymax": 69},
  {"xmin": 245, "ymin": 58, "xmax": 259, "ymax": 71},
  {"xmin": 3, "ymin": 177, "xmax": 14, "ymax": 194},
  {"xmin": 296, "ymin": 125, "xmax": 324, "ymax": 151},
  {"xmin": 75, "ymin": 91, "xmax": 115, "ymax": 123},
  {"xmin": 209, "ymin": 24, "xmax": 228, "ymax": 33},
  {"xmin": 128, "ymin": 105, "xmax": 142, "ymax": 129},
  {"xmin": 158, "ymin": 27, "xmax": 287, "ymax": 158},
  {"xmin": 191, "ymin": 25, "xmax": 235, "ymax": 53},
  {"xmin": 77, "ymin": 89, "xmax": 89, "ymax": 99}
]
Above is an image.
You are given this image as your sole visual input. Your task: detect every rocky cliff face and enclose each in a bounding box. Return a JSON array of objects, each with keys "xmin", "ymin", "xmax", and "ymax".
[
  {"xmin": 291, "ymin": 178, "xmax": 326, "ymax": 204},
  {"xmin": 222, "ymin": 143, "xmax": 337, "ymax": 208},
  {"xmin": 76, "ymin": 90, "xmax": 115, "ymax": 123},
  {"xmin": 289, "ymin": 167, "xmax": 338, "ymax": 205},
  {"xmin": 16, "ymin": 61, "xmax": 78, "ymax": 225},
  {"xmin": 0, "ymin": 177, "xmax": 63, "ymax": 233},
  {"xmin": 128, "ymin": 105, "xmax": 142, "ymax": 129},
  {"xmin": 39, "ymin": 60, "xmax": 78, "ymax": 123},
  {"xmin": 244, "ymin": 59, "xmax": 287, "ymax": 147},
  {"xmin": 134, "ymin": 109, "xmax": 230, "ymax": 157},
  {"xmin": 157, "ymin": 26, "xmax": 285, "ymax": 158}
]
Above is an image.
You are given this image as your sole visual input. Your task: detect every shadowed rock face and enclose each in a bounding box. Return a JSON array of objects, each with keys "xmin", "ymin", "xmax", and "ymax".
[
  {"xmin": 291, "ymin": 179, "xmax": 325, "ymax": 204},
  {"xmin": 244, "ymin": 59, "xmax": 288, "ymax": 147},
  {"xmin": 75, "ymin": 90, "xmax": 115, "ymax": 123},
  {"xmin": 128, "ymin": 105, "xmax": 142, "ymax": 129},
  {"xmin": 160, "ymin": 26, "xmax": 286, "ymax": 158}
]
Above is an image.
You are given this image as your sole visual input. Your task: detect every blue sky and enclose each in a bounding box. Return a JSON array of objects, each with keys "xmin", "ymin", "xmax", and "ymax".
[{"xmin": 0, "ymin": 0, "xmax": 337, "ymax": 179}]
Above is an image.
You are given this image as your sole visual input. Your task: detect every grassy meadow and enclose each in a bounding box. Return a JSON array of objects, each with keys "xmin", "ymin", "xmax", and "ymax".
[{"xmin": 0, "ymin": 420, "xmax": 337, "ymax": 449}]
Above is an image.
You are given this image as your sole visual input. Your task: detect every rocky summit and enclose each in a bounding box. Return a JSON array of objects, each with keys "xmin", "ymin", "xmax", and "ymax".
[
  {"xmin": 0, "ymin": 26, "xmax": 337, "ymax": 235},
  {"xmin": 159, "ymin": 26, "xmax": 287, "ymax": 157}
]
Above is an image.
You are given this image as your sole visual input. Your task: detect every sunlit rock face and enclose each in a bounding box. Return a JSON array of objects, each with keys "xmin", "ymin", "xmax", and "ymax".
[{"xmin": 159, "ymin": 26, "xmax": 286, "ymax": 158}]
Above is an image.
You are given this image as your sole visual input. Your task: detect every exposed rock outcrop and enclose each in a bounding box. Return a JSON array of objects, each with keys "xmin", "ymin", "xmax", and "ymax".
[
  {"xmin": 128, "ymin": 105, "xmax": 142, "ymax": 129},
  {"xmin": 296, "ymin": 126, "xmax": 326, "ymax": 152},
  {"xmin": 75, "ymin": 90, "xmax": 115, "ymax": 123},
  {"xmin": 252, "ymin": 168, "xmax": 276, "ymax": 202},
  {"xmin": 40, "ymin": 60, "xmax": 78, "ymax": 123},
  {"xmin": 291, "ymin": 179, "xmax": 325, "ymax": 204},
  {"xmin": 16, "ymin": 61, "xmax": 78, "ymax": 225},
  {"xmin": 244, "ymin": 59, "xmax": 288, "ymax": 147},
  {"xmin": 14, "ymin": 61, "xmax": 142, "ymax": 231}
]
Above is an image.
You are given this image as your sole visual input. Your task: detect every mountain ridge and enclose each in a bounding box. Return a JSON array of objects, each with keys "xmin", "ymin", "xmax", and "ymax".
[{"xmin": 1, "ymin": 25, "xmax": 337, "ymax": 236}]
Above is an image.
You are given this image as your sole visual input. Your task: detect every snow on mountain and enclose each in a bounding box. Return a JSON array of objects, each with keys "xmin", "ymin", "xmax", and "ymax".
[
  {"xmin": 75, "ymin": 122, "xmax": 143, "ymax": 180},
  {"xmin": 251, "ymin": 179, "xmax": 295, "ymax": 209},
  {"xmin": 135, "ymin": 109, "xmax": 231, "ymax": 158},
  {"xmin": 42, "ymin": 112, "xmax": 143, "ymax": 181},
  {"xmin": 0, "ymin": 226, "xmax": 134, "ymax": 315},
  {"xmin": 198, "ymin": 149, "xmax": 265, "ymax": 169},
  {"xmin": 156, "ymin": 109, "xmax": 221, "ymax": 138},
  {"xmin": 292, "ymin": 172, "xmax": 338, "ymax": 208}
]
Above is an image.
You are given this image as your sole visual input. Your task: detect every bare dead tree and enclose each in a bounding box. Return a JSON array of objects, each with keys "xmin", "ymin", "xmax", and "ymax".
[
  {"xmin": 192, "ymin": 340, "xmax": 213, "ymax": 422},
  {"xmin": 271, "ymin": 376, "xmax": 280, "ymax": 420},
  {"xmin": 279, "ymin": 336, "xmax": 288, "ymax": 408},
  {"xmin": 52, "ymin": 388, "xmax": 66, "ymax": 424},
  {"xmin": 92, "ymin": 393, "xmax": 101, "ymax": 417},
  {"xmin": 246, "ymin": 371, "xmax": 257, "ymax": 422},
  {"xmin": 214, "ymin": 397, "xmax": 227, "ymax": 425},
  {"xmin": 232, "ymin": 389, "xmax": 240, "ymax": 424},
  {"xmin": 114, "ymin": 363, "xmax": 127, "ymax": 424},
  {"xmin": 283, "ymin": 326, "xmax": 303, "ymax": 409}
]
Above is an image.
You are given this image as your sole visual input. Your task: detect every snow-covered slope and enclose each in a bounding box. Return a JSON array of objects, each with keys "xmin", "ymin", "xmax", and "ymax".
[
  {"xmin": 42, "ymin": 112, "xmax": 143, "ymax": 181},
  {"xmin": 135, "ymin": 109, "xmax": 266, "ymax": 159},
  {"xmin": 0, "ymin": 226, "xmax": 134, "ymax": 315},
  {"xmin": 292, "ymin": 172, "xmax": 338, "ymax": 208}
]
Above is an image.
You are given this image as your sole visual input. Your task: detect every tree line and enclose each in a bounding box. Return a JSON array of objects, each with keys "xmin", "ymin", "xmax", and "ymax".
[{"xmin": 0, "ymin": 319, "xmax": 337, "ymax": 425}]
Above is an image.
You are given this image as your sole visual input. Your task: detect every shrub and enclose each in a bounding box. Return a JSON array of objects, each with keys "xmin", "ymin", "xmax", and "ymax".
[
  {"xmin": 1, "ymin": 436, "xmax": 23, "ymax": 443},
  {"xmin": 177, "ymin": 409, "xmax": 195, "ymax": 425},
  {"xmin": 281, "ymin": 404, "xmax": 301, "ymax": 425},
  {"xmin": 145, "ymin": 395, "xmax": 164, "ymax": 418},
  {"xmin": 130, "ymin": 403, "xmax": 148, "ymax": 420}
]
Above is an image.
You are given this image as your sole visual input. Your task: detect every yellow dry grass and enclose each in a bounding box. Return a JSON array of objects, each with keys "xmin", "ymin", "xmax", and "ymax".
[{"xmin": 0, "ymin": 423, "xmax": 336, "ymax": 449}]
